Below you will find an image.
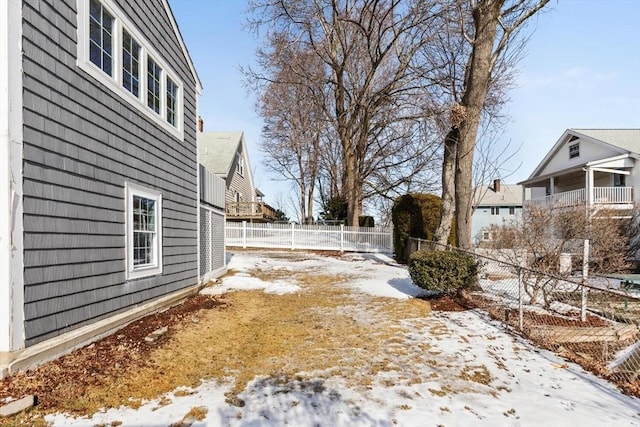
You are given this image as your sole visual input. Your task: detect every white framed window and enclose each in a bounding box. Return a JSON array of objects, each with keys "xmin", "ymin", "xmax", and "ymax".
[
  {"xmin": 89, "ymin": 0, "xmax": 114, "ymax": 76},
  {"xmin": 491, "ymin": 206, "xmax": 500, "ymax": 215},
  {"xmin": 125, "ymin": 182, "xmax": 162, "ymax": 280},
  {"xmin": 166, "ymin": 77, "xmax": 179, "ymax": 126},
  {"xmin": 147, "ymin": 57, "xmax": 162, "ymax": 114},
  {"xmin": 122, "ymin": 28, "xmax": 140, "ymax": 97},
  {"xmin": 77, "ymin": 0, "xmax": 184, "ymax": 139},
  {"xmin": 509, "ymin": 206, "xmax": 515, "ymax": 215},
  {"xmin": 569, "ymin": 143, "xmax": 580, "ymax": 159},
  {"xmin": 482, "ymin": 231, "xmax": 491, "ymax": 241},
  {"xmin": 236, "ymin": 152, "xmax": 244, "ymax": 176}
]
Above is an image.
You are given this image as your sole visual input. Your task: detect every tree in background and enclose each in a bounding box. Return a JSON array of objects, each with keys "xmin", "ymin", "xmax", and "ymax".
[
  {"xmin": 247, "ymin": 0, "xmax": 444, "ymax": 226},
  {"xmin": 273, "ymin": 209, "xmax": 290, "ymax": 223},
  {"xmin": 320, "ymin": 196, "xmax": 348, "ymax": 224},
  {"xmin": 257, "ymin": 44, "xmax": 325, "ymax": 224}
]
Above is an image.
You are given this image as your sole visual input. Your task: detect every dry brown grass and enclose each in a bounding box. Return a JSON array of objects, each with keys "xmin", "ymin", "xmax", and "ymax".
[{"xmin": 0, "ymin": 252, "xmax": 435, "ymax": 425}]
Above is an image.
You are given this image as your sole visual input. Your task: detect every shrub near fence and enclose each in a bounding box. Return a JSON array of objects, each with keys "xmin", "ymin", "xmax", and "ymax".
[{"xmin": 407, "ymin": 238, "xmax": 640, "ymax": 390}]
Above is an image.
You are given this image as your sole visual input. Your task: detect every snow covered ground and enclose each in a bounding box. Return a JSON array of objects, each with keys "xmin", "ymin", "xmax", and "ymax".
[{"xmin": 47, "ymin": 251, "xmax": 640, "ymax": 427}]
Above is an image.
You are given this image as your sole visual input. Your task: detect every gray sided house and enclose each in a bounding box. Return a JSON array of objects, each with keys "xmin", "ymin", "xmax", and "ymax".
[
  {"xmin": 471, "ymin": 179, "xmax": 523, "ymax": 244},
  {"xmin": 198, "ymin": 131, "xmax": 276, "ymax": 222},
  {"xmin": 0, "ymin": 0, "xmax": 202, "ymax": 375}
]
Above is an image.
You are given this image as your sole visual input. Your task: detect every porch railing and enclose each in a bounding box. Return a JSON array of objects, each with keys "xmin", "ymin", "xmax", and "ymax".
[
  {"xmin": 526, "ymin": 187, "xmax": 633, "ymax": 207},
  {"xmin": 593, "ymin": 187, "xmax": 633, "ymax": 204}
]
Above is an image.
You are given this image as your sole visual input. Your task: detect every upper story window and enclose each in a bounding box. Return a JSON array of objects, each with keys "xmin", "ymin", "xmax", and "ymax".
[
  {"xmin": 569, "ymin": 143, "xmax": 580, "ymax": 159},
  {"xmin": 122, "ymin": 29, "xmax": 140, "ymax": 97},
  {"xmin": 509, "ymin": 206, "xmax": 515, "ymax": 215},
  {"xmin": 236, "ymin": 152, "xmax": 244, "ymax": 176},
  {"xmin": 77, "ymin": 0, "xmax": 184, "ymax": 139},
  {"xmin": 491, "ymin": 207, "xmax": 500, "ymax": 215},
  {"xmin": 89, "ymin": 0, "xmax": 114, "ymax": 76},
  {"xmin": 166, "ymin": 77, "xmax": 178, "ymax": 126},
  {"xmin": 147, "ymin": 58, "xmax": 162, "ymax": 114}
]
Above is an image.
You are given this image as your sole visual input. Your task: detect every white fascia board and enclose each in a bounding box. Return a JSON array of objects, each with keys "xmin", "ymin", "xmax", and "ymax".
[
  {"xmin": 0, "ymin": 0, "xmax": 25, "ymax": 352},
  {"xmin": 585, "ymin": 154, "xmax": 633, "ymax": 168}
]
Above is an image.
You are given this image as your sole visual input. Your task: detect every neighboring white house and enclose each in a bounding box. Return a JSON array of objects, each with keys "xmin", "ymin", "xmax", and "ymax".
[
  {"xmin": 472, "ymin": 179, "xmax": 523, "ymax": 244},
  {"xmin": 519, "ymin": 129, "xmax": 639, "ymax": 210}
]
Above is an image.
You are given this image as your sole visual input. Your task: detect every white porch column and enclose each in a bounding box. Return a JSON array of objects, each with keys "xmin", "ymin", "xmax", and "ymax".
[
  {"xmin": 549, "ymin": 176, "xmax": 555, "ymax": 195},
  {"xmin": 0, "ymin": 0, "xmax": 25, "ymax": 353},
  {"xmin": 585, "ymin": 167, "xmax": 594, "ymax": 206}
]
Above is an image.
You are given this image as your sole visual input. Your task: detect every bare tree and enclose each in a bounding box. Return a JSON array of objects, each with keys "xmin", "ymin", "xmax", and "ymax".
[
  {"xmin": 431, "ymin": 0, "xmax": 550, "ymax": 249},
  {"xmin": 257, "ymin": 45, "xmax": 325, "ymax": 224},
  {"xmin": 246, "ymin": 0, "xmax": 444, "ymax": 225}
]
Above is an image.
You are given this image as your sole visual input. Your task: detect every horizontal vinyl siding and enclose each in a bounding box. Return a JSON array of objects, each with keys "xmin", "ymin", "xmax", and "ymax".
[{"xmin": 21, "ymin": 0, "xmax": 199, "ymax": 345}]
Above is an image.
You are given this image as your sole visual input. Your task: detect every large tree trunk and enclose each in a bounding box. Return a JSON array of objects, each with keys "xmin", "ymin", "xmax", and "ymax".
[
  {"xmin": 455, "ymin": 0, "xmax": 503, "ymax": 250},
  {"xmin": 344, "ymin": 151, "xmax": 361, "ymax": 226},
  {"xmin": 307, "ymin": 179, "xmax": 315, "ymax": 224},
  {"xmin": 435, "ymin": 127, "xmax": 458, "ymax": 245}
]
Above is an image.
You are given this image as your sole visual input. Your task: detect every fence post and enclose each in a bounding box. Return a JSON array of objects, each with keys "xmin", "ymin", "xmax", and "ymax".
[
  {"xmin": 340, "ymin": 224, "xmax": 344, "ymax": 252},
  {"xmin": 581, "ymin": 239, "xmax": 589, "ymax": 322},
  {"xmin": 518, "ymin": 265, "xmax": 524, "ymax": 331},
  {"xmin": 242, "ymin": 221, "xmax": 247, "ymax": 249},
  {"xmin": 291, "ymin": 222, "xmax": 295, "ymax": 250}
]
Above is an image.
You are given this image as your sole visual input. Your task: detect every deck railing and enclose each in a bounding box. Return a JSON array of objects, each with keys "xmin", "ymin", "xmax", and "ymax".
[{"xmin": 226, "ymin": 202, "xmax": 276, "ymax": 220}]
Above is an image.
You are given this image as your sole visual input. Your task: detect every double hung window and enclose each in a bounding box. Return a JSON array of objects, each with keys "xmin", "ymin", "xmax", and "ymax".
[
  {"xmin": 147, "ymin": 58, "xmax": 162, "ymax": 114},
  {"xmin": 89, "ymin": 0, "xmax": 114, "ymax": 76},
  {"xmin": 122, "ymin": 29, "xmax": 140, "ymax": 97},
  {"xmin": 126, "ymin": 183, "xmax": 162, "ymax": 279}
]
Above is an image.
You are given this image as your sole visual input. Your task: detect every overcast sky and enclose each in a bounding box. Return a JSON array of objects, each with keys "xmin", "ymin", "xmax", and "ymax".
[{"xmin": 170, "ymin": 0, "xmax": 640, "ymax": 214}]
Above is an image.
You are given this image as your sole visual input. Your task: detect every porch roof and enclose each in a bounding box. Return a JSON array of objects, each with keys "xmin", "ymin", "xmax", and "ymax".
[{"xmin": 518, "ymin": 153, "xmax": 635, "ymax": 186}]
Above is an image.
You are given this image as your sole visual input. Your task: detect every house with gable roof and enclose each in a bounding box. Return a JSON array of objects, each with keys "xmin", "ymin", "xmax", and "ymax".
[
  {"xmin": 472, "ymin": 179, "xmax": 523, "ymax": 244},
  {"xmin": 519, "ymin": 129, "xmax": 639, "ymax": 211},
  {"xmin": 198, "ymin": 131, "xmax": 276, "ymax": 222},
  {"xmin": 1, "ymin": 0, "xmax": 203, "ymax": 376}
]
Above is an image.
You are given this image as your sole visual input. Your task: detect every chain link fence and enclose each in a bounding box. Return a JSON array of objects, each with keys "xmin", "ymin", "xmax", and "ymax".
[{"xmin": 407, "ymin": 238, "xmax": 640, "ymax": 389}]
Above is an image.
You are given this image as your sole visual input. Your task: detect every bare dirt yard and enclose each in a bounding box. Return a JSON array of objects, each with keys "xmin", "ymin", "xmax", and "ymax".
[{"xmin": 1, "ymin": 250, "xmax": 639, "ymax": 427}]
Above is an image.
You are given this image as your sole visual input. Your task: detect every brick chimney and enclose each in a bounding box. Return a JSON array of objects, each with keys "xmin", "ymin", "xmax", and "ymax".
[{"xmin": 493, "ymin": 178, "xmax": 501, "ymax": 192}]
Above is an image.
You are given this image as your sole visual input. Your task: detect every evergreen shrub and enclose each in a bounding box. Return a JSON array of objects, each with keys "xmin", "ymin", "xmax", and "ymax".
[
  {"xmin": 358, "ymin": 216, "xmax": 375, "ymax": 227},
  {"xmin": 408, "ymin": 249, "xmax": 479, "ymax": 296}
]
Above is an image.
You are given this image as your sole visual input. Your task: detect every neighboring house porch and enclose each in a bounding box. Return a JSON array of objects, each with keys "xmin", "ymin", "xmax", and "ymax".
[{"xmin": 520, "ymin": 129, "xmax": 639, "ymax": 212}]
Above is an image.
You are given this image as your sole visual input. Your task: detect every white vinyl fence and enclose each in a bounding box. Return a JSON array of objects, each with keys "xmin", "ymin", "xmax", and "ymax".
[{"xmin": 226, "ymin": 221, "xmax": 393, "ymax": 253}]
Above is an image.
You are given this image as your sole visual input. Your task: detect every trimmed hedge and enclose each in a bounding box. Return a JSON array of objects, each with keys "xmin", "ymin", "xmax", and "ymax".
[
  {"xmin": 408, "ymin": 249, "xmax": 479, "ymax": 296},
  {"xmin": 392, "ymin": 193, "xmax": 454, "ymax": 263}
]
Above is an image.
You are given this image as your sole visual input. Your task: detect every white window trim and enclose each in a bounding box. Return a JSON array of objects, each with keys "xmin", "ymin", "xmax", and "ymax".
[
  {"xmin": 236, "ymin": 152, "xmax": 244, "ymax": 176},
  {"xmin": 125, "ymin": 182, "xmax": 163, "ymax": 280},
  {"xmin": 77, "ymin": 0, "xmax": 184, "ymax": 140}
]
